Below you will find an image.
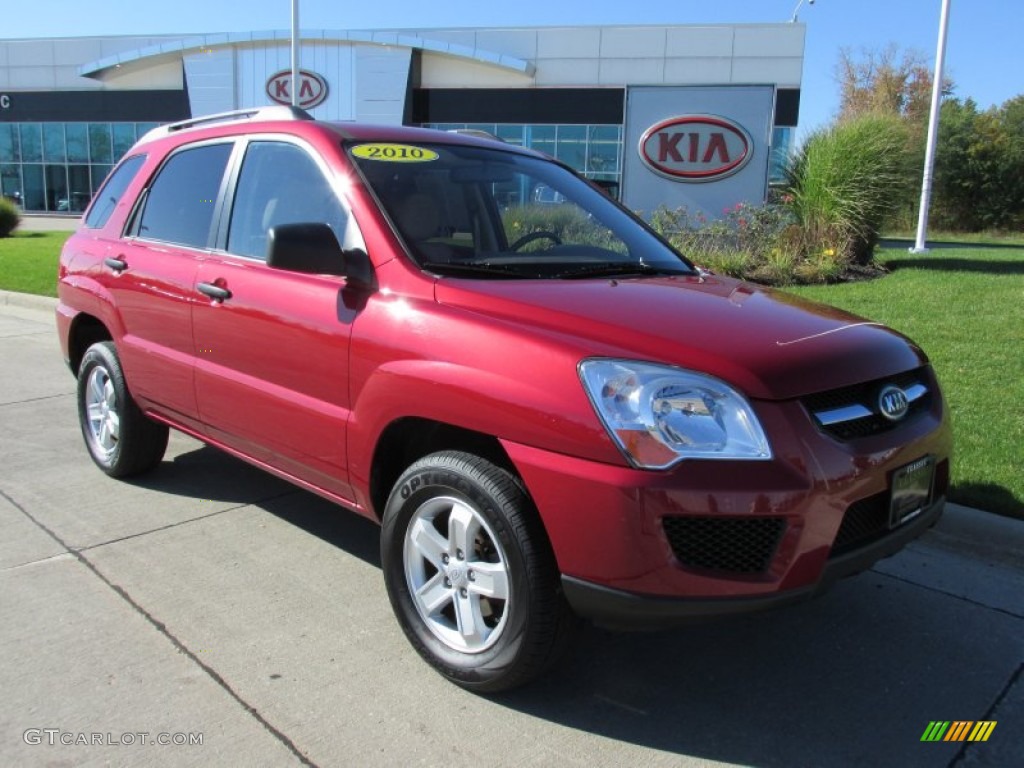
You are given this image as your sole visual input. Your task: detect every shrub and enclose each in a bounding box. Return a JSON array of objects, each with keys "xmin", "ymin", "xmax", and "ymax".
[
  {"xmin": 784, "ymin": 113, "xmax": 911, "ymax": 264},
  {"xmin": 0, "ymin": 198, "xmax": 20, "ymax": 237}
]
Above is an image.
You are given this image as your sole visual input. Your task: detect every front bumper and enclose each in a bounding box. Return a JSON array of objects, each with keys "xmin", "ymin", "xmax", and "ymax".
[
  {"xmin": 502, "ymin": 383, "xmax": 952, "ymax": 628},
  {"xmin": 560, "ymin": 495, "xmax": 944, "ymax": 629}
]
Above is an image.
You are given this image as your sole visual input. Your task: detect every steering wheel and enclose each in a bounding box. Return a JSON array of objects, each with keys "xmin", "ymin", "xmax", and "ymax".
[{"xmin": 509, "ymin": 230, "xmax": 563, "ymax": 251}]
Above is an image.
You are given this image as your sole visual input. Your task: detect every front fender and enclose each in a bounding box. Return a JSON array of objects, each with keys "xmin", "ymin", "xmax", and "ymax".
[{"xmin": 346, "ymin": 358, "xmax": 621, "ymax": 506}]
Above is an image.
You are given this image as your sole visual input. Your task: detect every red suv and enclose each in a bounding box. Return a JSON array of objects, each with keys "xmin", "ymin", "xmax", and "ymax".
[{"xmin": 57, "ymin": 107, "xmax": 951, "ymax": 692}]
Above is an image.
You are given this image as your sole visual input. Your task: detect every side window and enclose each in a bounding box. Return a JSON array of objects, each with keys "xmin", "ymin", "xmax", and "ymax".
[
  {"xmin": 84, "ymin": 154, "xmax": 146, "ymax": 230},
  {"xmin": 227, "ymin": 141, "xmax": 351, "ymax": 260},
  {"xmin": 136, "ymin": 143, "xmax": 232, "ymax": 248}
]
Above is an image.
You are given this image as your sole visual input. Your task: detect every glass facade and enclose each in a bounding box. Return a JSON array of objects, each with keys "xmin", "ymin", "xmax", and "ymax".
[
  {"xmin": 425, "ymin": 123, "xmax": 624, "ymax": 196},
  {"xmin": 0, "ymin": 122, "xmax": 159, "ymax": 212},
  {"xmin": 770, "ymin": 126, "xmax": 795, "ymax": 185}
]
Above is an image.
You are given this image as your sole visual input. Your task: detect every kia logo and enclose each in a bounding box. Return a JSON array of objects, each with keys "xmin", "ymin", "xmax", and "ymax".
[
  {"xmin": 639, "ymin": 115, "xmax": 753, "ymax": 182},
  {"xmin": 878, "ymin": 385, "xmax": 910, "ymax": 421},
  {"xmin": 265, "ymin": 69, "xmax": 329, "ymax": 109}
]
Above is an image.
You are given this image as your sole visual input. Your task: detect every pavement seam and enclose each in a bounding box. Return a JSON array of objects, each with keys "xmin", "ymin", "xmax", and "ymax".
[
  {"xmin": 0, "ymin": 392, "xmax": 74, "ymax": 408},
  {"xmin": 873, "ymin": 568, "xmax": 1024, "ymax": 620},
  {"xmin": 0, "ymin": 330, "xmax": 53, "ymax": 338},
  {"xmin": 2, "ymin": 552, "xmax": 76, "ymax": 572},
  {"xmin": 948, "ymin": 661, "xmax": 1024, "ymax": 767},
  {"xmin": 0, "ymin": 487, "xmax": 319, "ymax": 768},
  {"xmin": 75, "ymin": 490, "xmax": 301, "ymax": 554}
]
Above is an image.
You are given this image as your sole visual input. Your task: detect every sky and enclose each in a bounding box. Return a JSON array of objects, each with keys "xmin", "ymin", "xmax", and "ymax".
[{"xmin": 3, "ymin": 0, "xmax": 1020, "ymax": 136}]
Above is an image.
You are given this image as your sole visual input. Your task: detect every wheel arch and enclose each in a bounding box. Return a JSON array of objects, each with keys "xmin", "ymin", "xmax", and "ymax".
[
  {"xmin": 368, "ymin": 417, "xmax": 519, "ymax": 522},
  {"xmin": 67, "ymin": 313, "xmax": 114, "ymax": 373}
]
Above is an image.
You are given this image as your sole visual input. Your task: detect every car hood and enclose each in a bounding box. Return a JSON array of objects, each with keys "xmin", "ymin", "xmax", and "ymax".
[{"xmin": 434, "ymin": 274, "xmax": 926, "ymax": 400}]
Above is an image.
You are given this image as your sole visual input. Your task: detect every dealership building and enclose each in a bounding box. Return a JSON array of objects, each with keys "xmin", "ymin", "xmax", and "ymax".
[{"xmin": 0, "ymin": 24, "xmax": 804, "ymax": 217}]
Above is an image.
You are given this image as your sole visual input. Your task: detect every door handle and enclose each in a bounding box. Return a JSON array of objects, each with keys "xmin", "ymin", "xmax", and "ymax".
[
  {"xmin": 197, "ymin": 282, "xmax": 232, "ymax": 301},
  {"xmin": 104, "ymin": 257, "xmax": 127, "ymax": 271}
]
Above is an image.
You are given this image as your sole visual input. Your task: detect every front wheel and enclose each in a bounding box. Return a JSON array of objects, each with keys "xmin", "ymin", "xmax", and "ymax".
[
  {"xmin": 77, "ymin": 341, "xmax": 168, "ymax": 477},
  {"xmin": 381, "ymin": 451, "xmax": 576, "ymax": 692}
]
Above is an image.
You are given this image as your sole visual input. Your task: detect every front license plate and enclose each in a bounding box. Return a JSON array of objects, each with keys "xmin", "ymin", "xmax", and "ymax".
[{"xmin": 889, "ymin": 456, "xmax": 934, "ymax": 528}]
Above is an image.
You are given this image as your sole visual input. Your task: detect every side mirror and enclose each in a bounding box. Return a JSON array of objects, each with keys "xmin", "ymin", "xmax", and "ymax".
[{"xmin": 266, "ymin": 222, "xmax": 374, "ymax": 289}]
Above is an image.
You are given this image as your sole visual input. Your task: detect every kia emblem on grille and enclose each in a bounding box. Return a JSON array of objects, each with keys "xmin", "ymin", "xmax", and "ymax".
[{"xmin": 878, "ymin": 385, "xmax": 910, "ymax": 421}]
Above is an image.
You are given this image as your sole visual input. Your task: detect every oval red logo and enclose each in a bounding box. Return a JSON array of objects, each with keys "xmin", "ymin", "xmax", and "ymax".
[
  {"xmin": 265, "ymin": 69, "xmax": 329, "ymax": 109},
  {"xmin": 639, "ymin": 115, "xmax": 753, "ymax": 182}
]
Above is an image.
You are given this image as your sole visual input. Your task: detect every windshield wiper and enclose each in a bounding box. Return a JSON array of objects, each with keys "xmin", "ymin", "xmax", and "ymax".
[
  {"xmin": 555, "ymin": 262, "xmax": 693, "ymax": 280},
  {"xmin": 421, "ymin": 261, "xmax": 530, "ymax": 279}
]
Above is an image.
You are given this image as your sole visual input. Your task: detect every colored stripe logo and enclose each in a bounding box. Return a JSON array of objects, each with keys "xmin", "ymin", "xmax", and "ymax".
[{"xmin": 921, "ymin": 721, "xmax": 997, "ymax": 742}]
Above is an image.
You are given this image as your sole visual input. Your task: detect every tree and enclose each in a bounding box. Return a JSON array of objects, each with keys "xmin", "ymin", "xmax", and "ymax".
[
  {"xmin": 933, "ymin": 97, "xmax": 1024, "ymax": 231},
  {"xmin": 835, "ymin": 45, "xmax": 940, "ymax": 125}
]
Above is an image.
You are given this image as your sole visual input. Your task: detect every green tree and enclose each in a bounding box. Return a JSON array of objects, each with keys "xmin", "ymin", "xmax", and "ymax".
[{"xmin": 933, "ymin": 97, "xmax": 1024, "ymax": 231}]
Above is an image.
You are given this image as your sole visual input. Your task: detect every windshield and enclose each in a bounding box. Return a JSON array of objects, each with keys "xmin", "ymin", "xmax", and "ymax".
[{"xmin": 347, "ymin": 141, "xmax": 695, "ymax": 280}]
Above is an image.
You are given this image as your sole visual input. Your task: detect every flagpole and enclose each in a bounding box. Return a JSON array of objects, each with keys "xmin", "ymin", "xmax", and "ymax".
[
  {"xmin": 911, "ymin": 0, "xmax": 952, "ymax": 254},
  {"xmin": 290, "ymin": 0, "xmax": 300, "ymax": 108}
]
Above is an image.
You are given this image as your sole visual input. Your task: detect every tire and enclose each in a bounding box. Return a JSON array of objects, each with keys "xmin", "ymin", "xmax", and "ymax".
[
  {"xmin": 77, "ymin": 341, "xmax": 169, "ymax": 478},
  {"xmin": 381, "ymin": 451, "xmax": 577, "ymax": 693}
]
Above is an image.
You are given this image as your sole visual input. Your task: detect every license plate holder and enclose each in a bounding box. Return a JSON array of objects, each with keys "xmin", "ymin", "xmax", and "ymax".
[{"xmin": 889, "ymin": 456, "xmax": 934, "ymax": 528}]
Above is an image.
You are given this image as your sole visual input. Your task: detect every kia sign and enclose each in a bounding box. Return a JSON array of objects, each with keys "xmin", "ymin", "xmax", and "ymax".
[
  {"xmin": 639, "ymin": 115, "xmax": 753, "ymax": 182},
  {"xmin": 265, "ymin": 69, "xmax": 329, "ymax": 109}
]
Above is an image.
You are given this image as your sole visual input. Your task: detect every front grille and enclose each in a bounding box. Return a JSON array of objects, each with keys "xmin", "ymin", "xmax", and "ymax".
[
  {"xmin": 663, "ymin": 516, "xmax": 786, "ymax": 574},
  {"xmin": 802, "ymin": 368, "xmax": 931, "ymax": 441}
]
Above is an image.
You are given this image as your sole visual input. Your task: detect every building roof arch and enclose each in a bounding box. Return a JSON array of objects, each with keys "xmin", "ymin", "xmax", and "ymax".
[{"xmin": 77, "ymin": 29, "xmax": 535, "ymax": 78}]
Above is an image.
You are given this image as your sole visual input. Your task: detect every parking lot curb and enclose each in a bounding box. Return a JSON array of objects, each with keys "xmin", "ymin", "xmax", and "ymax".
[
  {"xmin": 935, "ymin": 502, "xmax": 1024, "ymax": 569},
  {"xmin": 0, "ymin": 290, "xmax": 58, "ymax": 312}
]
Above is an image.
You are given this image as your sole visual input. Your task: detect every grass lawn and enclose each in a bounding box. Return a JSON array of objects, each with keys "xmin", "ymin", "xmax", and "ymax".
[
  {"xmin": 0, "ymin": 231, "xmax": 68, "ymax": 297},
  {"xmin": 791, "ymin": 246, "xmax": 1024, "ymax": 519},
  {"xmin": 2, "ymin": 230, "xmax": 1021, "ymax": 518}
]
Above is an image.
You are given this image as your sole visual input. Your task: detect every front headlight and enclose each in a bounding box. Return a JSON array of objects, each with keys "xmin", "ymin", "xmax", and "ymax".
[{"xmin": 579, "ymin": 359, "xmax": 772, "ymax": 469}]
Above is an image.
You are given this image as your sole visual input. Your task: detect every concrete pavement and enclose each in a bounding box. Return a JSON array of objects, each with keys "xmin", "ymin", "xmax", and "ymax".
[{"xmin": 1, "ymin": 297, "xmax": 1021, "ymax": 767}]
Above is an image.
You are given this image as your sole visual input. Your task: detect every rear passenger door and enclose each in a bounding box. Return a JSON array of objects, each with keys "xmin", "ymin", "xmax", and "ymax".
[
  {"xmin": 112, "ymin": 141, "xmax": 233, "ymax": 428},
  {"xmin": 192, "ymin": 138, "xmax": 361, "ymax": 502}
]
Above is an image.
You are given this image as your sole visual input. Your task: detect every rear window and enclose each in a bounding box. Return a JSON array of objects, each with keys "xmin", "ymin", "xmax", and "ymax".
[{"xmin": 83, "ymin": 154, "xmax": 146, "ymax": 230}]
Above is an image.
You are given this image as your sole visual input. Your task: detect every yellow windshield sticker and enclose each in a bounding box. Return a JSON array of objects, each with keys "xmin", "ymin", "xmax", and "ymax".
[{"xmin": 351, "ymin": 144, "xmax": 439, "ymax": 162}]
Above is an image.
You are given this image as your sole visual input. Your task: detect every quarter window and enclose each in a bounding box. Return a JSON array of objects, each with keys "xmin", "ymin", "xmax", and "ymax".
[
  {"xmin": 227, "ymin": 141, "xmax": 350, "ymax": 260},
  {"xmin": 85, "ymin": 154, "xmax": 146, "ymax": 230},
  {"xmin": 136, "ymin": 143, "xmax": 232, "ymax": 248}
]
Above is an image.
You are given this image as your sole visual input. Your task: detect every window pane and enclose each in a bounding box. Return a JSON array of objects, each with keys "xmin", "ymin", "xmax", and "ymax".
[
  {"xmin": 66, "ymin": 123, "xmax": 89, "ymax": 162},
  {"xmin": 228, "ymin": 141, "xmax": 349, "ymax": 259},
  {"xmin": 587, "ymin": 125, "xmax": 621, "ymax": 175},
  {"xmin": 67, "ymin": 166, "xmax": 92, "ymax": 212},
  {"xmin": 138, "ymin": 143, "xmax": 232, "ymax": 247},
  {"xmin": 136, "ymin": 122, "xmax": 160, "ymax": 138},
  {"xmin": 43, "ymin": 123, "xmax": 67, "ymax": 163},
  {"xmin": 45, "ymin": 164, "xmax": 69, "ymax": 211},
  {"xmin": 89, "ymin": 124, "xmax": 113, "ymax": 164},
  {"xmin": 90, "ymin": 164, "xmax": 113, "ymax": 195},
  {"xmin": 0, "ymin": 125, "xmax": 19, "ymax": 163},
  {"xmin": 495, "ymin": 125, "xmax": 525, "ymax": 146},
  {"xmin": 112, "ymin": 124, "xmax": 137, "ymax": 159},
  {"xmin": 86, "ymin": 155, "xmax": 144, "ymax": 229},
  {"xmin": 770, "ymin": 126, "xmax": 793, "ymax": 184},
  {"xmin": 20, "ymin": 124, "xmax": 43, "ymax": 162},
  {"xmin": 21, "ymin": 164, "xmax": 45, "ymax": 210},
  {"xmin": 555, "ymin": 125, "xmax": 586, "ymax": 171},
  {"xmin": 1, "ymin": 164, "xmax": 22, "ymax": 203},
  {"xmin": 526, "ymin": 126, "xmax": 555, "ymax": 157}
]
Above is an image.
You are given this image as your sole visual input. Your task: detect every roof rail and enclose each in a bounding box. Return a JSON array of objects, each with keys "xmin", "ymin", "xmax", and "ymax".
[{"xmin": 139, "ymin": 106, "xmax": 314, "ymax": 143}]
